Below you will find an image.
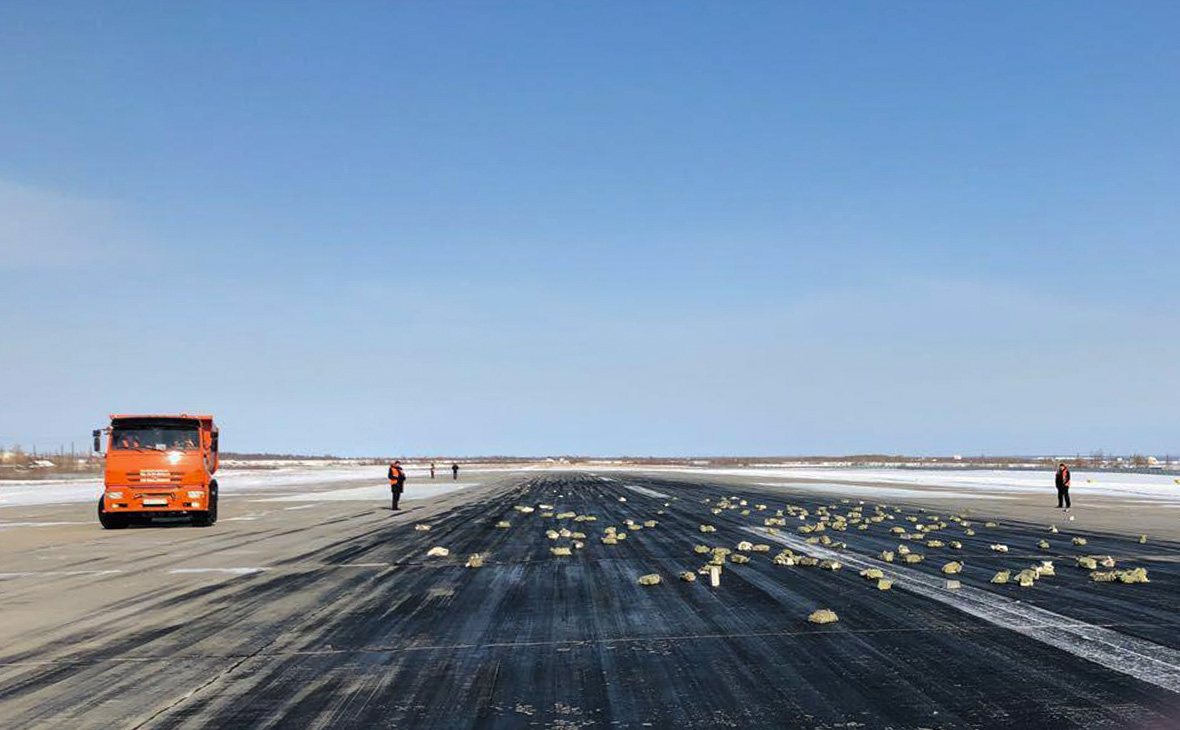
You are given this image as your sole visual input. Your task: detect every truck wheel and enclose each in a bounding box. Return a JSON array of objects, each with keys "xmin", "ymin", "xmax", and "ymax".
[
  {"xmin": 97, "ymin": 498, "xmax": 127, "ymax": 530},
  {"xmin": 192, "ymin": 490, "xmax": 218, "ymax": 527}
]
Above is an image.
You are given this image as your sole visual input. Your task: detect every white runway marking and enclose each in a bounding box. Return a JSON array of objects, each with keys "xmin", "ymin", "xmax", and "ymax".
[
  {"xmin": 0, "ymin": 521, "xmax": 92, "ymax": 529},
  {"xmin": 169, "ymin": 567, "xmax": 270, "ymax": 575},
  {"xmin": 625, "ymin": 485, "xmax": 670, "ymax": 499},
  {"xmin": 749, "ymin": 527, "xmax": 1180, "ymax": 695},
  {"xmin": 282, "ymin": 504, "xmax": 322, "ymax": 511}
]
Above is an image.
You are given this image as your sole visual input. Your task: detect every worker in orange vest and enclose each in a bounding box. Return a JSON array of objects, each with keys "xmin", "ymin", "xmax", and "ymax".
[{"xmin": 388, "ymin": 460, "xmax": 406, "ymax": 510}]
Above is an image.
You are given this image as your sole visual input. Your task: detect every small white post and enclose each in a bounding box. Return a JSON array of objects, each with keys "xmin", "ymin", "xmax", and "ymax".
[{"xmin": 708, "ymin": 565, "xmax": 721, "ymax": 587}]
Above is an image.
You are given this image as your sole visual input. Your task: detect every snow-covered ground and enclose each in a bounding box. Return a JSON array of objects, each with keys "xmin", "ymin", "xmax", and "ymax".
[
  {"xmin": 8, "ymin": 460, "xmax": 1178, "ymax": 509},
  {"xmin": 0, "ymin": 465, "xmax": 479, "ymax": 508},
  {"xmin": 590, "ymin": 465, "xmax": 1180, "ymax": 505},
  {"xmin": 765, "ymin": 468, "xmax": 1180, "ymax": 503}
]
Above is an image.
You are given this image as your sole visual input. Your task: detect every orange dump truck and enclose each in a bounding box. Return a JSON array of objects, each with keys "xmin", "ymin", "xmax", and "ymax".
[{"xmin": 93, "ymin": 414, "xmax": 220, "ymax": 529}]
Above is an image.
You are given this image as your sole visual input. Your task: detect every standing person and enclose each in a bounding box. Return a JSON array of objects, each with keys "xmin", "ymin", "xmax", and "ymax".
[
  {"xmin": 451, "ymin": 462, "xmax": 459, "ymax": 481},
  {"xmin": 1055, "ymin": 462, "xmax": 1071, "ymax": 512},
  {"xmin": 388, "ymin": 460, "xmax": 406, "ymax": 510},
  {"xmin": 430, "ymin": 462, "xmax": 436, "ymax": 480}
]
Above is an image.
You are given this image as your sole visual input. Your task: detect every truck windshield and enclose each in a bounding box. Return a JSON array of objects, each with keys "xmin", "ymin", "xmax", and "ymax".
[{"xmin": 111, "ymin": 422, "xmax": 200, "ymax": 451}]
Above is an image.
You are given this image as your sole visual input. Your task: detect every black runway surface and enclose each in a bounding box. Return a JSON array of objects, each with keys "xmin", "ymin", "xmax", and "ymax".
[{"xmin": 3, "ymin": 471, "xmax": 1180, "ymax": 729}]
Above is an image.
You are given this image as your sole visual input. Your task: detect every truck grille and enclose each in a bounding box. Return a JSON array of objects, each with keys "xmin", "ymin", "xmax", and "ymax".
[{"xmin": 127, "ymin": 470, "xmax": 183, "ymax": 483}]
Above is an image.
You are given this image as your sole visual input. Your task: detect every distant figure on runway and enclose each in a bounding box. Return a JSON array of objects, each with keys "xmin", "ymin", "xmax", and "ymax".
[
  {"xmin": 430, "ymin": 462, "xmax": 436, "ymax": 479},
  {"xmin": 451, "ymin": 462, "xmax": 459, "ymax": 480},
  {"xmin": 1055, "ymin": 462, "xmax": 1071, "ymax": 511},
  {"xmin": 388, "ymin": 460, "xmax": 406, "ymax": 510}
]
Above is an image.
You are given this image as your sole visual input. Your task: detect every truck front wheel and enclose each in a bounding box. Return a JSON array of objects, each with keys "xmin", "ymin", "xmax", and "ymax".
[
  {"xmin": 192, "ymin": 487, "xmax": 218, "ymax": 527},
  {"xmin": 97, "ymin": 498, "xmax": 128, "ymax": 530}
]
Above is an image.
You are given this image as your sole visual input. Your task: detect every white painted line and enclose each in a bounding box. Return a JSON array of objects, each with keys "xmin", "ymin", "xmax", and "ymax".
[
  {"xmin": 169, "ymin": 567, "xmax": 270, "ymax": 575},
  {"xmin": 282, "ymin": 504, "xmax": 322, "ymax": 511},
  {"xmin": 625, "ymin": 485, "xmax": 670, "ymax": 499},
  {"xmin": 0, "ymin": 570, "xmax": 123, "ymax": 579},
  {"xmin": 748, "ymin": 526, "xmax": 1180, "ymax": 695},
  {"xmin": 339, "ymin": 562, "xmax": 390, "ymax": 568}
]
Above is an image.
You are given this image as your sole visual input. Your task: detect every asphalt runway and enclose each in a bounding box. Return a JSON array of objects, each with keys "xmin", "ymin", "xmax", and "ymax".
[{"xmin": 2, "ymin": 471, "xmax": 1180, "ymax": 729}]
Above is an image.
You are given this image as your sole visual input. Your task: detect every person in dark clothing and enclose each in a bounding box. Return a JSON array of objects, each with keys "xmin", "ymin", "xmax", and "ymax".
[
  {"xmin": 1055, "ymin": 462, "xmax": 1071, "ymax": 511},
  {"xmin": 451, "ymin": 462, "xmax": 459, "ymax": 480},
  {"xmin": 430, "ymin": 462, "xmax": 436, "ymax": 479},
  {"xmin": 388, "ymin": 460, "xmax": 406, "ymax": 510}
]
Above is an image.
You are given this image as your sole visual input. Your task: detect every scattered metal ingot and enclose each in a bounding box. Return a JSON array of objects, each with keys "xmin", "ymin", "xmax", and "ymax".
[{"xmin": 808, "ymin": 609, "xmax": 839, "ymax": 624}]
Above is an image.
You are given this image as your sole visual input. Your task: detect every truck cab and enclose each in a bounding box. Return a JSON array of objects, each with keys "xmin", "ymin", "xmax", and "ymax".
[{"xmin": 94, "ymin": 414, "xmax": 220, "ymax": 529}]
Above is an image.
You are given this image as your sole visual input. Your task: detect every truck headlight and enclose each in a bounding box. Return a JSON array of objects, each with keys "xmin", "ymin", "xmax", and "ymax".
[
  {"xmin": 187, "ymin": 491, "xmax": 204, "ymax": 498},
  {"xmin": 106, "ymin": 491, "xmax": 123, "ymax": 499}
]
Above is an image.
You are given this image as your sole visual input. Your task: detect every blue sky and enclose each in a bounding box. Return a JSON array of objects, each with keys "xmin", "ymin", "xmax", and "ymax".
[{"xmin": 2, "ymin": 2, "xmax": 1178, "ymax": 456}]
